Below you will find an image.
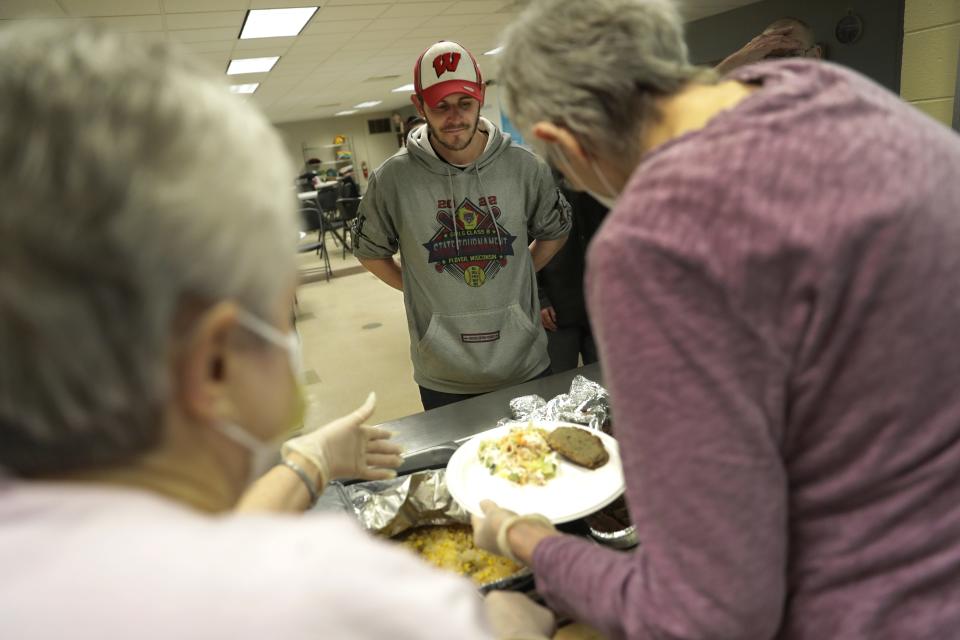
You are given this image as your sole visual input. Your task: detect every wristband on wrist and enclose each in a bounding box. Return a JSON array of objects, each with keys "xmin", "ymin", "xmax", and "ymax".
[
  {"xmin": 281, "ymin": 458, "xmax": 320, "ymax": 506},
  {"xmin": 496, "ymin": 514, "xmax": 554, "ymax": 564}
]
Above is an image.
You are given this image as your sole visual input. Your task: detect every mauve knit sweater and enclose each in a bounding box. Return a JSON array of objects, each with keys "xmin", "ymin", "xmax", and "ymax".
[{"xmin": 532, "ymin": 60, "xmax": 960, "ymax": 639}]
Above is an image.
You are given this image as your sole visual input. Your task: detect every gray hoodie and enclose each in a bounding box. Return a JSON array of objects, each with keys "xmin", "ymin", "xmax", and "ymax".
[{"xmin": 354, "ymin": 118, "xmax": 571, "ymax": 394}]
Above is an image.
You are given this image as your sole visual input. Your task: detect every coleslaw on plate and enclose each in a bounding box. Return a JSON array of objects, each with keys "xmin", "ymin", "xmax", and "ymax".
[{"xmin": 477, "ymin": 422, "xmax": 558, "ymax": 486}]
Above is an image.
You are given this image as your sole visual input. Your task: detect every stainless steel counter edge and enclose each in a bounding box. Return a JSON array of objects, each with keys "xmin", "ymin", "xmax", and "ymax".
[{"xmin": 377, "ymin": 363, "xmax": 604, "ymax": 454}]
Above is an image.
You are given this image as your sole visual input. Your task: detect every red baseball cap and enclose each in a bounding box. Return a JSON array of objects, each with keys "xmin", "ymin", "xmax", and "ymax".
[{"xmin": 413, "ymin": 41, "xmax": 484, "ymax": 108}]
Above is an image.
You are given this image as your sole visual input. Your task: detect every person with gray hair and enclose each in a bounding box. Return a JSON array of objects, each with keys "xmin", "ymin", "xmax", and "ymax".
[
  {"xmin": 0, "ymin": 23, "xmax": 537, "ymax": 640},
  {"xmin": 471, "ymin": 0, "xmax": 960, "ymax": 638}
]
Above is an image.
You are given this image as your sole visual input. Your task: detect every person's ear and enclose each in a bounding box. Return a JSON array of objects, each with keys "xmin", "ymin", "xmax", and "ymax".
[
  {"xmin": 532, "ymin": 122, "xmax": 587, "ymax": 164},
  {"xmin": 808, "ymin": 43, "xmax": 825, "ymax": 59},
  {"xmin": 410, "ymin": 94, "xmax": 427, "ymax": 118},
  {"xmin": 174, "ymin": 301, "xmax": 240, "ymax": 424}
]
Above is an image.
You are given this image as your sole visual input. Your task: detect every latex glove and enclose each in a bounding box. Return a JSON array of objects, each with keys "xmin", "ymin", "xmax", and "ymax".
[
  {"xmin": 484, "ymin": 591, "xmax": 555, "ymax": 640},
  {"xmin": 473, "ymin": 500, "xmax": 519, "ymax": 556},
  {"xmin": 281, "ymin": 392, "xmax": 402, "ymax": 486},
  {"xmin": 472, "ymin": 500, "xmax": 555, "ymax": 563}
]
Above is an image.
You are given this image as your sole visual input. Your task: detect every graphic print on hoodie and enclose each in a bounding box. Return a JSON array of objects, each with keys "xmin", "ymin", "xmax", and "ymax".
[
  {"xmin": 423, "ymin": 194, "xmax": 517, "ymax": 289},
  {"xmin": 353, "ymin": 118, "xmax": 571, "ymax": 394}
]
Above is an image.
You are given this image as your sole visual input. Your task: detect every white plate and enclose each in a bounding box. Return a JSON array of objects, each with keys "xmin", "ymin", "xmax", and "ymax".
[{"xmin": 445, "ymin": 421, "xmax": 625, "ymax": 524}]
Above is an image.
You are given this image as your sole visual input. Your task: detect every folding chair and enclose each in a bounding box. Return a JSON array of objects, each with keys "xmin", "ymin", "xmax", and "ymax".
[{"xmin": 298, "ymin": 201, "xmax": 332, "ymax": 282}]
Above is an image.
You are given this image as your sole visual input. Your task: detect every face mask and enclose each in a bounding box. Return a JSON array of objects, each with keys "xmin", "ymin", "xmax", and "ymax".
[
  {"xmin": 556, "ymin": 146, "xmax": 619, "ymax": 209},
  {"xmin": 213, "ymin": 309, "xmax": 306, "ymax": 486}
]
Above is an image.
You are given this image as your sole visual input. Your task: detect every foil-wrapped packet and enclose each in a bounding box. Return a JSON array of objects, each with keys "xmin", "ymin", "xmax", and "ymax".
[
  {"xmin": 314, "ymin": 469, "xmax": 533, "ymax": 592},
  {"xmin": 505, "ymin": 374, "xmax": 611, "ymax": 431},
  {"xmin": 315, "ymin": 469, "xmax": 468, "ymax": 537}
]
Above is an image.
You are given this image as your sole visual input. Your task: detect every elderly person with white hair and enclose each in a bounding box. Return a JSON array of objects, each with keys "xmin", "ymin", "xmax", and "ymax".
[
  {"xmin": 0, "ymin": 24, "xmax": 551, "ymax": 640},
  {"xmin": 472, "ymin": 0, "xmax": 960, "ymax": 638}
]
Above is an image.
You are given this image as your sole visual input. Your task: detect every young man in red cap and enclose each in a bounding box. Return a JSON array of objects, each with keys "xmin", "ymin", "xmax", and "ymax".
[{"xmin": 354, "ymin": 40, "xmax": 571, "ymax": 411}]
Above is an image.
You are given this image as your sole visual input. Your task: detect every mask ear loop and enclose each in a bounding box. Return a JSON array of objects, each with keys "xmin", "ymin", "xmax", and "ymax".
[
  {"xmin": 588, "ymin": 155, "xmax": 619, "ymax": 202},
  {"xmin": 553, "ymin": 145, "xmax": 590, "ymax": 193},
  {"xmin": 236, "ymin": 309, "xmax": 302, "ymax": 380}
]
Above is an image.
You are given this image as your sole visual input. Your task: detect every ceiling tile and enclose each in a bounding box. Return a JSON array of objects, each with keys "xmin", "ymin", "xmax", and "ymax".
[
  {"xmin": 348, "ymin": 29, "xmax": 402, "ymax": 45},
  {"xmin": 286, "ymin": 45, "xmax": 339, "ymax": 60},
  {"xmin": 326, "ymin": 0, "xmax": 395, "ymax": 4},
  {"xmin": 181, "ymin": 40, "xmax": 236, "ymax": 53},
  {"xmin": 364, "ymin": 17, "xmax": 423, "ymax": 31},
  {"xmin": 164, "ymin": 10, "xmax": 244, "ymax": 30},
  {"xmin": 380, "ymin": 3, "xmax": 454, "ymax": 19},
  {"xmin": 0, "ymin": 0, "xmax": 66, "ymax": 19},
  {"xmin": 337, "ymin": 40, "xmax": 389, "ymax": 54},
  {"xmin": 60, "ymin": 0, "xmax": 161, "ymax": 17},
  {"xmin": 402, "ymin": 27, "xmax": 456, "ymax": 41},
  {"xmin": 314, "ymin": 4, "xmax": 390, "ymax": 21},
  {"xmin": 302, "ymin": 18, "xmax": 370, "ymax": 36},
  {"xmin": 233, "ymin": 36, "xmax": 296, "ymax": 52},
  {"xmin": 92, "ymin": 14, "xmax": 164, "ymax": 31},
  {"xmin": 163, "ymin": 0, "xmax": 248, "ymax": 12},
  {"xmin": 278, "ymin": 48, "xmax": 330, "ymax": 63},
  {"xmin": 260, "ymin": 76, "xmax": 303, "ymax": 88},
  {"xmin": 272, "ymin": 61, "xmax": 318, "ymax": 76},
  {"xmin": 291, "ymin": 32, "xmax": 354, "ymax": 47},
  {"xmin": 441, "ymin": 1, "xmax": 511, "ymax": 15},
  {"xmin": 196, "ymin": 51, "xmax": 232, "ymax": 70},
  {"xmin": 425, "ymin": 12, "xmax": 511, "ymax": 27},
  {"xmin": 168, "ymin": 27, "xmax": 239, "ymax": 43},
  {"xmin": 248, "ymin": 0, "xmax": 318, "ymax": 8}
]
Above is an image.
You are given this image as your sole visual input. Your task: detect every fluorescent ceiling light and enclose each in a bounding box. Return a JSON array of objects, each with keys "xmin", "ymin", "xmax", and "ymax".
[
  {"xmin": 229, "ymin": 83, "xmax": 260, "ymax": 94},
  {"xmin": 391, "ymin": 83, "xmax": 415, "ymax": 93},
  {"xmin": 227, "ymin": 56, "xmax": 279, "ymax": 75},
  {"xmin": 335, "ymin": 110, "xmax": 358, "ymax": 116},
  {"xmin": 353, "ymin": 100, "xmax": 382, "ymax": 109},
  {"xmin": 240, "ymin": 7, "xmax": 317, "ymax": 39},
  {"xmin": 484, "ymin": 46, "xmax": 503, "ymax": 56}
]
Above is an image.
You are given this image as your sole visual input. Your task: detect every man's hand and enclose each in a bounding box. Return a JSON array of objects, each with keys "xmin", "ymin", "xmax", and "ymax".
[
  {"xmin": 540, "ymin": 306, "xmax": 558, "ymax": 332},
  {"xmin": 281, "ymin": 393, "xmax": 403, "ymax": 487},
  {"xmin": 715, "ymin": 27, "xmax": 807, "ymax": 74},
  {"xmin": 484, "ymin": 591, "xmax": 556, "ymax": 640}
]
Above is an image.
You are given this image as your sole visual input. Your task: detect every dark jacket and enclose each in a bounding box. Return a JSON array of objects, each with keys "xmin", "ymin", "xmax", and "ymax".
[{"xmin": 536, "ymin": 189, "xmax": 608, "ymax": 328}]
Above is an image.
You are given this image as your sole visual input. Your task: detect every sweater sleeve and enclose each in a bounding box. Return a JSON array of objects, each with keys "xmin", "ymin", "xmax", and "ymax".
[
  {"xmin": 352, "ymin": 171, "xmax": 400, "ymax": 259},
  {"xmin": 531, "ymin": 224, "xmax": 790, "ymax": 639}
]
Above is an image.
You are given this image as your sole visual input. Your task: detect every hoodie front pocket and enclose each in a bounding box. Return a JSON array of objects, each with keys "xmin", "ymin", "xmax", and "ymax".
[{"xmin": 416, "ymin": 304, "xmax": 543, "ymax": 387}]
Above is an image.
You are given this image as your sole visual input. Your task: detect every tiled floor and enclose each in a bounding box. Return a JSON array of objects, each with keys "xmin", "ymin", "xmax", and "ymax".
[{"xmin": 295, "ymin": 237, "xmax": 423, "ymax": 432}]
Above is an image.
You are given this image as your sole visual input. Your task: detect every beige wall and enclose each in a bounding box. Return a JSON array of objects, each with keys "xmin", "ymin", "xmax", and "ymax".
[
  {"xmin": 274, "ymin": 85, "xmax": 509, "ymax": 189},
  {"xmin": 273, "ymin": 110, "xmax": 410, "ymax": 190},
  {"xmin": 901, "ymin": 0, "xmax": 960, "ymax": 126}
]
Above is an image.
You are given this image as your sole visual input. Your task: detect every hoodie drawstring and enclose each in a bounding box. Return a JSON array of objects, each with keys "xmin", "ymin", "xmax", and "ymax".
[
  {"xmin": 474, "ymin": 163, "xmax": 503, "ymax": 255},
  {"xmin": 446, "ymin": 167, "xmax": 460, "ymax": 255}
]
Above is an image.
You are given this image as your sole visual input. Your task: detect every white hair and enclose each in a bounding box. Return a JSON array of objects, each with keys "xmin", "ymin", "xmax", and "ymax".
[
  {"xmin": 499, "ymin": 0, "xmax": 709, "ymax": 165},
  {"xmin": 0, "ymin": 25, "xmax": 298, "ymax": 474}
]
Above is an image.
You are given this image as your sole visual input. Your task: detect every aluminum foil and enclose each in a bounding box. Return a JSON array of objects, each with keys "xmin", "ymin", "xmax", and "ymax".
[
  {"xmin": 319, "ymin": 469, "xmax": 469, "ymax": 538},
  {"xmin": 316, "ymin": 469, "xmax": 534, "ymax": 592},
  {"xmin": 505, "ymin": 374, "xmax": 611, "ymax": 431}
]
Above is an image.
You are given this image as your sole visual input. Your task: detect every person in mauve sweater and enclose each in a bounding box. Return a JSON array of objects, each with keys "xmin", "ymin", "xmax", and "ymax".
[{"xmin": 471, "ymin": 1, "xmax": 960, "ymax": 638}]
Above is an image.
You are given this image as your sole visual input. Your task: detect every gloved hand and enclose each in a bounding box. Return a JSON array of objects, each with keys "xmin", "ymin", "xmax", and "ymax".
[
  {"xmin": 281, "ymin": 392, "xmax": 402, "ymax": 487},
  {"xmin": 484, "ymin": 591, "xmax": 555, "ymax": 640},
  {"xmin": 472, "ymin": 500, "xmax": 556, "ymax": 563}
]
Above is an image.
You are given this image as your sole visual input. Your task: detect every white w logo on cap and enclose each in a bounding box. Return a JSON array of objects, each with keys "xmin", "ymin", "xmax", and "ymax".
[{"xmin": 432, "ymin": 52, "xmax": 461, "ymax": 77}]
